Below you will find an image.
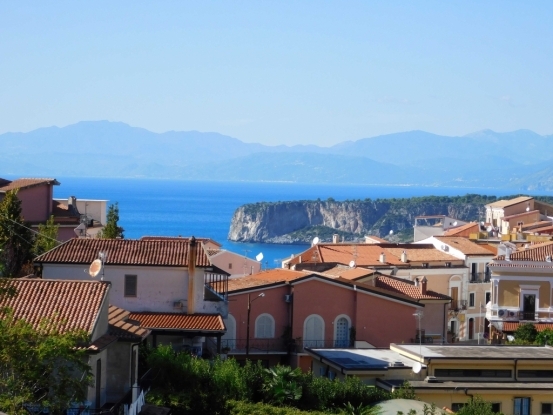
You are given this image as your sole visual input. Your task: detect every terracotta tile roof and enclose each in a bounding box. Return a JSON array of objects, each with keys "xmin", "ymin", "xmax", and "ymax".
[
  {"xmin": 434, "ymin": 237, "xmax": 495, "ymax": 256},
  {"xmin": 443, "ymin": 222, "xmax": 479, "ymax": 236},
  {"xmin": 0, "ymin": 178, "xmax": 59, "ymax": 192},
  {"xmin": 384, "ymin": 247, "xmax": 460, "ymax": 262},
  {"xmin": 0, "ymin": 279, "xmax": 109, "ymax": 334},
  {"xmin": 140, "ymin": 236, "xmax": 222, "ymax": 247},
  {"xmin": 527, "ymin": 225, "xmax": 553, "ymax": 234},
  {"xmin": 501, "ymin": 322, "xmax": 553, "ymax": 332},
  {"xmin": 108, "ymin": 305, "xmax": 150, "ymax": 341},
  {"xmin": 228, "ymin": 269, "xmax": 311, "ymax": 292},
  {"xmin": 495, "ymin": 241, "xmax": 553, "ymax": 261},
  {"xmin": 129, "ymin": 312, "xmax": 225, "ymax": 333},
  {"xmin": 320, "ymin": 265, "xmax": 377, "ymax": 281},
  {"xmin": 206, "ymin": 249, "xmax": 223, "ymax": 256},
  {"xmin": 35, "ymin": 238, "xmax": 211, "ymax": 267},
  {"xmin": 521, "ymin": 221, "xmax": 553, "ymax": 231},
  {"xmin": 485, "ymin": 196, "xmax": 533, "ymax": 208},
  {"xmin": 373, "ymin": 275, "xmax": 451, "ymax": 301},
  {"xmin": 502, "ymin": 210, "xmax": 540, "ymax": 220},
  {"xmin": 479, "ymin": 244, "xmax": 498, "ymax": 255}
]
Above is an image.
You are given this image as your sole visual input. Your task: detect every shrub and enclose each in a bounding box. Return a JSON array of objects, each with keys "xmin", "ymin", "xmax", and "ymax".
[
  {"xmin": 227, "ymin": 400, "xmax": 329, "ymax": 415},
  {"xmin": 536, "ymin": 328, "xmax": 553, "ymax": 345},
  {"xmin": 514, "ymin": 323, "xmax": 538, "ymax": 343}
]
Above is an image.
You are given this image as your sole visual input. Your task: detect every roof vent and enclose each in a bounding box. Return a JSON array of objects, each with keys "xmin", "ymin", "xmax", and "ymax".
[
  {"xmin": 425, "ymin": 376, "xmax": 440, "ymax": 383},
  {"xmin": 401, "ymin": 250, "xmax": 408, "ymax": 263},
  {"xmin": 390, "ymin": 361, "xmax": 405, "ymax": 367}
]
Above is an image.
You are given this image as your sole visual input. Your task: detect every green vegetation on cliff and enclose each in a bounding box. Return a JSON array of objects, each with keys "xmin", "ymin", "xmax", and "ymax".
[{"xmin": 229, "ymin": 194, "xmax": 553, "ymax": 244}]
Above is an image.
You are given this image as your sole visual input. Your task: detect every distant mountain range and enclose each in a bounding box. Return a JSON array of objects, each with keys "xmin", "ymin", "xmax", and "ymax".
[{"xmin": 1, "ymin": 121, "xmax": 552, "ymax": 190}]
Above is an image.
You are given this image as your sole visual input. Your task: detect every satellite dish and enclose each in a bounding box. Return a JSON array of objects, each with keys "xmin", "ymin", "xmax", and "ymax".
[
  {"xmin": 486, "ymin": 226, "xmax": 493, "ymax": 232},
  {"xmin": 256, "ymin": 252, "xmax": 264, "ymax": 262},
  {"xmin": 453, "ymin": 221, "xmax": 458, "ymax": 226},
  {"xmin": 74, "ymin": 223, "xmax": 86, "ymax": 237},
  {"xmin": 89, "ymin": 259, "xmax": 102, "ymax": 278},
  {"xmin": 312, "ymin": 237, "xmax": 320, "ymax": 245},
  {"xmin": 412, "ymin": 362, "xmax": 422, "ymax": 374},
  {"xmin": 389, "ymin": 230, "xmax": 394, "ymax": 235},
  {"xmin": 349, "ymin": 260, "xmax": 356, "ymax": 268}
]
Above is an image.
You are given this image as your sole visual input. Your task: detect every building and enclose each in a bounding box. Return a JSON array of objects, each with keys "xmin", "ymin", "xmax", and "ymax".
[
  {"xmin": 284, "ymin": 242, "xmax": 463, "ymax": 342},
  {"xmin": 34, "ymin": 237, "xmax": 229, "ymax": 354},
  {"xmin": 486, "ymin": 241, "xmax": 553, "ymax": 339},
  {"xmin": 0, "ymin": 177, "xmax": 106, "ymax": 239},
  {"xmin": 0, "ymin": 278, "xmax": 149, "ymax": 412},
  {"xmin": 416, "ymin": 236, "xmax": 497, "ymax": 342},
  {"xmin": 224, "ymin": 268, "xmax": 449, "ymax": 370},
  {"xmin": 306, "ymin": 343, "xmax": 553, "ymax": 415},
  {"xmin": 413, "ymin": 215, "xmax": 468, "ymax": 242}
]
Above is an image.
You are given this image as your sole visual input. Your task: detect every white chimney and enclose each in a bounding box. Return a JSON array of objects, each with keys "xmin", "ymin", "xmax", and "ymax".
[
  {"xmin": 401, "ymin": 250, "xmax": 408, "ymax": 263},
  {"xmin": 380, "ymin": 252, "xmax": 386, "ymax": 263},
  {"xmin": 332, "ymin": 234, "xmax": 339, "ymax": 244}
]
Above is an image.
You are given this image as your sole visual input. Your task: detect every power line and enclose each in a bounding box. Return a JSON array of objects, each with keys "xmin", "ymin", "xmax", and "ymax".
[{"xmin": 0, "ymin": 212, "xmax": 64, "ymax": 245}]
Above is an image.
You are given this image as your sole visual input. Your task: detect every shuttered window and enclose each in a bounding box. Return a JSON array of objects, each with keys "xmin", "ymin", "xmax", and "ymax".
[{"xmin": 125, "ymin": 275, "xmax": 137, "ymax": 297}]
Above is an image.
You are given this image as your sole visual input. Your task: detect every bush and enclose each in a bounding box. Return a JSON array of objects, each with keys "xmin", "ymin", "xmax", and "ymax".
[
  {"xmin": 514, "ymin": 323, "xmax": 538, "ymax": 343},
  {"xmin": 536, "ymin": 328, "xmax": 553, "ymax": 345},
  {"xmin": 227, "ymin": 400, "xmax": 329, "ymax": 415}
]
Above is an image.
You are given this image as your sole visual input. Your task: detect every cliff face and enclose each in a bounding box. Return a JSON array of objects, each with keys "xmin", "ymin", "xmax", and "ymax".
[{"xmin": 228, "ymin": 196, "xmax": 491, "ymax": 243}]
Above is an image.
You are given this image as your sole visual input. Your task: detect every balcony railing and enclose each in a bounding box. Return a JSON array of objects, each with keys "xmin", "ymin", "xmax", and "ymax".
[
  {"xmin": 222, "ymin": 338, "xmax": 355, "ymax": 354},
  {"xmin": 449, "ymin": 300, "xmax": 467, "ymax": 311},
  {"xmin": 469, "ymin": 272, "xmax": 491, "ymax": 284},
  {"xmin": 519, "ymin": 311, "xmax": 537, "ymax": 321},
  {"xmin": 204, "ymin": 272, "xmax": 228, "ymax": 301}
]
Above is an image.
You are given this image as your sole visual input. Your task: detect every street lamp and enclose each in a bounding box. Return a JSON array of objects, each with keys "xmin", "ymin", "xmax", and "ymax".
[
  {"xmin": 413, "ymin": 310, "xmax": 423, "ymax": 357},
  {"xmin": 246, "ymin": 292, "xmax": 265, "ymax": 359}
]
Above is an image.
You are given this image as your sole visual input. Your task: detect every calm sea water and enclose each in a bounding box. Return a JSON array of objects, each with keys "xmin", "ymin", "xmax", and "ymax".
[{"xmin": 51, "ymin": 178, "xmax": 533, "ymax": 268}]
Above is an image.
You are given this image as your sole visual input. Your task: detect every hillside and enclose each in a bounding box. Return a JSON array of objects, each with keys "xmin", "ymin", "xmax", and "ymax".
[{"xmin": 228, "ymin": 195, "xmax": 553, "ymax": 244}]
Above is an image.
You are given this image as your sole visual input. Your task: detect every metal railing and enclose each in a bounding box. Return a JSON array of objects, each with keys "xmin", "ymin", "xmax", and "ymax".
[
  {"xmin": 519, "ymin": 311, "xmax": 537, "ymax": 321},
  {"xmin": 222, "ymin": 338, "xmax": 290, "ymax": 353},
  {"xmin": 449, "ymin": 300, "xmax": 467, "ymax": 311},
  {"xmin": 469, "ymin": 272, "xmax": 491, "ymax": 284}
]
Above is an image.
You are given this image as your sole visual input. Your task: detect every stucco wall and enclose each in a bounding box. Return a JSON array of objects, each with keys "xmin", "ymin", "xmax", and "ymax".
[
  {"xmin": 211, "ymin": 251, "xmax": 261, "ymax": 278},
  {"xmin": 17, "ymin": 184, "xmax": 52, "ymax": 222},
  {"xmin": 88, "ymin": 349, "xmax": 108, "ymax": 409},
  {"xmin": 106, "ymin": 342, "xmax": 132, "ymax": 403}
]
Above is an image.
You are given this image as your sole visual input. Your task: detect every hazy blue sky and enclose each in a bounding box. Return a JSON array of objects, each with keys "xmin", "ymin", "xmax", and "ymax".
[{"xmin": 1, "ymin": 2, "xmax": 552, "ymax": 146}]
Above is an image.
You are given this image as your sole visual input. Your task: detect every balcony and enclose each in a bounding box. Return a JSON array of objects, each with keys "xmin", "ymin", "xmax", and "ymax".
[
  {"xmin": 449, "ymin": 300, "xmax": 467, "ymax": 311},
  {"xmin": 222, "ymin": 338, "xmax": 290, "ymax": 354},
  {"xmin": 469, "ymin": 272, "xmax": 491, "ymax": 284}
]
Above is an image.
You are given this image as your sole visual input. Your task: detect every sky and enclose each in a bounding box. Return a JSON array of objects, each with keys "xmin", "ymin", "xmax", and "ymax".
[{"xmin": 1, "ymin": 1, "xmax": 552, "ymax": 146}]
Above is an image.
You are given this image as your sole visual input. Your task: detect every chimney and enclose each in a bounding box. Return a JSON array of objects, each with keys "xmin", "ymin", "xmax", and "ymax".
[
  {"xmin": 187, "ymin": 236, "xmax": 197, "ymax": 314},
  {"xmin": 401, "ymin": 250, "xmax": 408, "ymax": 263},
  {"xmin": 332, "ymin": 234, "xmax": 339, "ymax": 244},
  {"xmin": 414, "ymin": 278, "xmax": 419, "ymax": 287},
  {"xmin": 379, "ymin": 252, "xmax": 386, "ymax": 263},
  {"xmin": 420, "ymin": 276, "xmax": 428, "ymax": 295},
  {"xmin": 68, "ymin": 196, "xmax": 77, "ymax": 206}
]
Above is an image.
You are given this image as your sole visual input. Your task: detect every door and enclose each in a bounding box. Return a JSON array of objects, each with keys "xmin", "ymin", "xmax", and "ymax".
[
  {"xmin": 450, "ymin": 287, "xmax": 459, "ymax": 310},
  {"xmin": 514, "ymin": 397, "xmax": 531, "ymax": 415},
  {"xmin": 523, "ymin": 294, "xmax": 536, "ymax": 320},
  {"xmin": 468, "ymin": 318, "xmax": 474, "ymax": 340},
  {"xmin": 334, "ymin": 317, "xmax": 349, "ymax": 347}
]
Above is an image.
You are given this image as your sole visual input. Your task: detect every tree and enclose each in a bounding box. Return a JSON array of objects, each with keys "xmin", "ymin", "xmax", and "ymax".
[
  {"xmin": 514, "ymin": 323, "xmax": 538, "ymax": 343},
  {"xmin": 0, "ymin": 190, "xmax": 33, "ymax": 277},
  {"xmin": 99, "ymin": 202, "xmax": 124, "ymax": 239},
  {"xmin": 33, "ymin": 215, "xmax": 59, "ymax": 257},
  {"xmin": 456, "ymin": 396, "xmax": 500, "ymax": 415},
  {"xmin": 536, "ymin": 328, "xmax": 553, "ymax": 345},
  {"xmin": 0, "ymin": 310, "xmax": 91, "ymax": 414}
]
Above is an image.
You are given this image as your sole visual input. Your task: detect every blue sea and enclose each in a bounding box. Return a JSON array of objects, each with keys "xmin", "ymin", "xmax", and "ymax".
[{"xmin": 50, "ymin": 178, "xmax": 533, "ymax": 268}]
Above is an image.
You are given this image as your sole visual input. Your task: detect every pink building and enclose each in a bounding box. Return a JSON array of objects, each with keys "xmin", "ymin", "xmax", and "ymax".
[
  {"xmin": 224, "ymin": 269, "xmax": 450, "ymax": 370},
  {"xmin": 0, "ymin": 178, "xmax": 105, "ymax": 240}
]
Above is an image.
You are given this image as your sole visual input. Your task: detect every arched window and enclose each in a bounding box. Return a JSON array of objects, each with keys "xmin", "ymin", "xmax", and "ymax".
[
  {"xmin": 255, "ymin": 314, "xmax": 275, "ymax": 338},
  {"xmin": 222, "ymin": 314, "xmax": 236, "ymax": 350},
  {"xmin": 334, "ymin": 315, "xmax": 350, "ymax": 348},
  {"xmin": 304, "ymin": 314, "xmax": 325, "ymax": 348}
]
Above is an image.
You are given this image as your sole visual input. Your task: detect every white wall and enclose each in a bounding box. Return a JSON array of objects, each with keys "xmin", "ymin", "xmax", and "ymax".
[
  {"xmin": 210, "ymin": 250, "xmax": 261, "ymax": 278},
  {"xmin": 42, "ymin": 263, "xmax": 227, "ymax": 315}
]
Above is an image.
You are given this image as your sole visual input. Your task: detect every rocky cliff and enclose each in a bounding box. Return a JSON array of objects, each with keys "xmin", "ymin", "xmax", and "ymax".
[{"xmin": 228, "ymin": 195, "xmax": 499, "ymax": 243}]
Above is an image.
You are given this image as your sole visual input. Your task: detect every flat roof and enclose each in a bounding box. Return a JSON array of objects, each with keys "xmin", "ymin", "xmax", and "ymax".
[
  {"xmin": 392, "ymin": 344, "xmax": 553, "ymax": 360},
  {"xmin": 402, "ymin": 380, "xmax": 553, "ymax": 391},
  {"xmin": 307, "ymin": 348, "xmax": 423, "ymax": 371}
]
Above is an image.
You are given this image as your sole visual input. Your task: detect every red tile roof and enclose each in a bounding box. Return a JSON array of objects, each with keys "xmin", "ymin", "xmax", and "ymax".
[
  {"xmin": 108, "ymin": 305, "xmax": 150, "ymax": 341},
  {"xmin": 443, "ymin": 222, "xmax": 479, "ymax": 237},
  {"xmin": 319, "ymin": 265, "xmax": 377, "ymax": 280},
  {"xmin": 502, "ymin": 210, "xmax": 540, "ymax": 220},
  {"xmin": 502, "ymin": 322, "xmax": 553, "ymax": 332},
  {"xmin": 373, "ymin": 275, "xmax": 451, "ymax": 301},
  {"xmin": 140, "ymin": 236, "xmax": 222, "ymax": 247},
  {"xmin": 434, "ymin": 236, "xmax": 495, "ymax": 256},
  {"xmin": 485, "ymin": 196, "xmax": 533, "ymax": 208},
  {"xmin": 0, "ymin": 178, "xmax": 59, "ymax": 192},
  {"xmin": 128, "ymin": 312, "xmax": 225, "ymax": 333},
  {"xmin": 228, "ymin": 269, "xmax": 311, "ymax": 292},
  {"xmin": 495, "ymin": 241, "xmax": 553, "ymax": 262},
  {"xmin": 35, "ymin": 238, "xmax": 212, "ymax": 267},
  {"xmin": 0, "ymin": 279, "xmax": 109, "ymax": 334}
]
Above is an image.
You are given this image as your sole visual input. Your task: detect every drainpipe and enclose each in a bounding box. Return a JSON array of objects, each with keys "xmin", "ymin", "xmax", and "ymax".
[
  {"xmin": 187, "ymin": 236, "xmax": 197, "ymax": 314},
  {"xmin": 443, "ymin": 303, "xmax": 447, "ymax": 344},
  {"xmin": 464, "ymin": 389, "xmax": 473, "ymax": 399},
  {"xmin": 514, "ymin": 359, "xmax": 518, "ymax": 381}
]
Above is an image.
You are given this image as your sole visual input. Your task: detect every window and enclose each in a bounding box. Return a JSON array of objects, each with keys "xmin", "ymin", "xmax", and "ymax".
[
  {"xmin": 422, "ymin": 263, "xmax": 429, "ymax": 268},
  {"xmin": 304, "ymin": 315, "xmax": 325, "ymax": 348},
  {"xmin": 124, "ymin": 275, "xmax": 137, "ymax": 297},
  {"xmin": 514, "ymin": 397, "xmax": 531, "ymax": 415},
  {"xmin": 255, "ymin": 314, "xmax": 275, "ymax": 338},
  {"xmin": 469, "ymin": 293, "xmax": 475, "ymax": 308},
  {"xmin": 445, "ymin": 262, "xmax": 451, "ymax": 268},
  {"xmin": 435, "ymin": 369, "xmax": 511, "ymax": 378},
  {"xmin": 485, "ymin": 291, "xmax": 491, "ymax": 304},
  {"xmin": 229, "ymin": 263, "xmax": 232, "ymax": 269},
  {"xmin": 451, "ymin": 403, "xmax": 464, "ymax": 412},
  {"xmin": 518, "ymin": 370, "xmax": 553, "ymax": 378},
  {"xmin": 334, "ymin": 316, "xmax": 350, "ymax": 348},
  {"xmin": 542, "ymin": 403, "xmax": 552, "ymax": 415},
  {"xmin": 491, "ymin": 403, "xmax": 501, "ymax": 413}
]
